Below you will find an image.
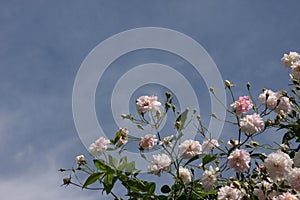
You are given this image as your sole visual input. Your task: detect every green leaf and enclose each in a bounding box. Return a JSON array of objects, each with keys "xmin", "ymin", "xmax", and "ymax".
[
  {"xmin": 146, "ymin": 182, "xmax": 156, "ymax": 195},
  {"xmin": 108, "ymin": 155, "xmax": 119, "ymax": 168},
  {"xmin": 125, "ymin": 161, "xmax": 136, "ymax": 173},
  {"xmin": 82, "ymin": 172, "xmax": 103, "ymax": 188},
  {"xmin": 161, "ymin": 185, "xmax": 171, "ymax": 193},
  {"xmin": 93, "ymin": 159, "xmax": 114, "ymax": 173},
  {"xmin": 175, "ymin": 108, "xmax": 189, "ymax": 131},
  {"xmin": 103, "ymin": 174, "xmax": 118, "ymax": 194},
  {"xmin": 184, "ymin": 155, "xmax": 201, "ymax": 167},
  {"xmin": 202, "ymin": 154, "xmax": 217, "ymax": 166}
]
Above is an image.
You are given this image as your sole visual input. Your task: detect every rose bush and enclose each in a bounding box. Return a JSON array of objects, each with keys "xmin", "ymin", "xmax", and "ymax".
[{"xmin": 60, "ymin": 51, "xmax": 300, "ymax": 199}]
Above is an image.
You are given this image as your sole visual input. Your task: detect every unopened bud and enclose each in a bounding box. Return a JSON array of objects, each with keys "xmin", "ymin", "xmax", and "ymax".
[
  {"xmin": 225, "ymin": 80, "xmax": 232, "ymax": 87},
  {"xmin": 63, "ymin": 177, "xmax": 71, "ymax": 185},
  {"xmin": 209, "ymin": 87, "xmax": 214, "ymax": 93}
]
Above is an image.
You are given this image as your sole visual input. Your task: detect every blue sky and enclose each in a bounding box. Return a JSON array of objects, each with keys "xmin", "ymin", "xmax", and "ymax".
[{"xmin": 1, "ymin": 1, "xmax": 300, "ymax": 199}]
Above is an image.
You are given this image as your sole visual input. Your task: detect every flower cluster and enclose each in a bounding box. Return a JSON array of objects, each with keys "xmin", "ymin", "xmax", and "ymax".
[{"xmin": 60, "ymin": 51, "xmax": 300, "ymax": 200}]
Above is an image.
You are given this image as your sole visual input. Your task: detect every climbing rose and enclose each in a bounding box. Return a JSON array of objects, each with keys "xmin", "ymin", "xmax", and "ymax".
[
  {"xmin": 178, "ymin": 166, "xmax": 192, "ymax": 183},
  {"xmin": 230, "ymin": 96, "xmax": 253, "ymax": 115},
  {"xmin": 273, "ymin": 192, "xmax": 298, "ymax": 200},
  {"xmin": 201, "ymin": 166, "xmax": 219, "ymax": 191},
  {"xmin": 202, "ymin": 139, "xmax": 219, "ymax": 153},
  {"xmin": 291, "ymin": 61, "xmax": 300, "ymax": 79},
  {"xmin": 264, "ymin": 151, "xmax": 293, "ymax": 181},
  {"xmin": 281, "ymin": 51, "xmax": 300, "ymax": 68},
  {"xmin": 259, "ymin": 90, "xmax": 291, "ymax": 113},
  {"xmin": 228, "ymin": 149, "xmax": 251, "ymax": 172},
  {"xmin": 240, "ymin": 113, "xmax": 264, "ymax": 134},
  {"xmin": 148, "ymin": 153, "xmax": 171, "ymax": 176},
  {"xmin": 287, "ymin": 168, "xmax": 300, "ymax": 191},
  {"xmin": 217, "ymin": 185, "xmax": 244, "ymax": 200},
  {"xmin": 136, "ymin": 95, "xmax": 161, "ymax": 114},
  {"xmin": 253, "ymin": 181, "xmax": 276, "ymax": 200},
  {"xmin": 75, "ymin": 155, "xmax": 85, "ymax": 165},
  {"xmin": 89, "ymin": 137, "xmax": 110, "ymax": 157},
  {"xmin": 139, "ymin": 134, "xmax": 157, "ymax": 150},
  {"xmin": 179, "ymin": 139, "xmax": 202, "ymax": 159}
]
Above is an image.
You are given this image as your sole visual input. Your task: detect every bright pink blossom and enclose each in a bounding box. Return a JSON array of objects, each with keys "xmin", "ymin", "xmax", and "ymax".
[
  {"xmin": 230, "ymin": 96, "xmax": 253, "ymax": 115},
  {"xmin": 228, "ymin": 149, "xmax": 251, "ymax": 172}
]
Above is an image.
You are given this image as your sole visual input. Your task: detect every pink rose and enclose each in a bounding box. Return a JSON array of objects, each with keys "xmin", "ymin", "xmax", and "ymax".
[
  {"xmin": 228, "ymin": 149, "xmax": 251, "ymax": 172},
  {"xmin": 179, "ymin": 139, "xmax": 202, "ymax": 159},
  {"xmin": 136, "ymin": 95, "xmax": 161, "ymax": 114},
  {"xmin": 89, "ymin": 137, "xmax": 110, "ymax": 157},
  {"xmin": 240, "ymin": 113, "xmax": 264, "ymax": 134},
  {"xmin": 139, "ymin": 134, "xmax": 157, "ymax": 150},
  {"xmin": 230, "ymin": 96, "xmax": 253, "ymax": 115}
]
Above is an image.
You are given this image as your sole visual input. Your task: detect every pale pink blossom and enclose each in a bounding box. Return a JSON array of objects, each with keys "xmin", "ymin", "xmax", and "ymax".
[
  {"xmin": 273, "ymin": 192, "xmax": 298, "ymax": 200},
  {"xmin": 240, "ymin": 113, "xmax": 264, "ymax": 134},
  {"xmin": 291, "ymin": 61, "xmax": 300, "ymax": 79},
  {"xmin": 136, "ymin": 95, "xmax": 161, "ymax": 114},
  {"xmin": 264, "ymin": 151, "xmax": 293, "ymax": 181},
  {"xmin": 276, "ymin": 96, "xmax": 291, "ymax": 113},
  {"xmin": 228, "ymin": 149, "xmax": 251, "ymax": 172},
  {"xmin": 281, "ymin": 51, "xmax": 300, "ymax": 68},
  {"xmin": 287, "ymin": 168, "xmax": 300, "ymax": 191},
  {"xmin": 230, "ymin": 96, "xmax": 253, "ymax": 115},
  {"xmin": 148, "ymin": 153, "xmax": 171, "ymax": 176},
  {"xmin": 89, "ymin": 137, "xmax": 110, "ymax": 157},
  {"xmin": 76, "ymin": 155, "xmax": 85, "ymax": 165},
  {"xmin": 253, "ymin": 181, "xmax": 276, "ymax": 200},
  {"xmin": 139, "ymin": 134, "xmax": 157, "ymax": 150},
  {"xmin": 259, "ymin": 89, "xmax": 279, "ymax": 110},
  {"xmin": 217, "ymin": 186, "xmax": 244, "ymax": 200},
  {"xmin": 159, "ymin": 135, "xmax": 174, "ymax": 147},
  {"xmin": 259, "ymin": 90, "xmax": 291, "ymax": 113},
  {"xmin": 117, "ymin": 128, "xmax": 128, "ymax": 145},
  {"xmin": 201, "ymin": 166, "xmax": 219, "ymax": 191},
  {"xmin": 178, "ymin": 166, "xmax": 192, "ymax": 183},
  {"xmin": 202, "ymin": 139, "xmax": 219, "ymax": 153},
  {"xmin": 179, "ymin": 139, "xmax": 202, "ymax": 159},
  {"xmin": 294, "ymin": 151, "xmax": 300, "ymax": 167}
]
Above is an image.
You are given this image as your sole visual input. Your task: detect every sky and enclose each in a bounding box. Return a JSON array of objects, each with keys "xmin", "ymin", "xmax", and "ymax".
[{"xmin": 1, "ymin": 1, "xmax": 300, "ymax": 199}]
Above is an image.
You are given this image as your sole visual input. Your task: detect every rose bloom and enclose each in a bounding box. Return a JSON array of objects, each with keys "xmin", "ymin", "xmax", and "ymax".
[
  {"xmin": 276, "ymin": 96, "xmax": 291, "ymax": 113},
  {"xmin": 259, "ymin": 90, "xmax": 291, "ymax": 113},
  {"xmin": 139, "ymin": 134, "xmax": 157, "ymax": 150},
  {"xmin": 179, "ymin": 139, "xmax": 202, "ymax": 159},
  {"xmin": 291, "ymin": 61, "xmax": 300, "ymax": 79},
  {"xmin": 273, "ymin": 192, "xmax": 299, "ymax": 200},
  {"xmin": 136, "ymin": 95, "xmax": 161, "ymax": 114},
  {"xmin": 148, "ymin": 153, "xmax": 171, "ymax": 176},
  {"xmin": 217, "ymin": 186, "xmax": 244, "ymax": 200},
  {"xmin": 76, "ymin": 155, "xmax": 85, "ymax": 165},
  {"xmin": 287, "ymin": 168, "xmax": 300, "ymax": 191},
  {"xmin": 281, "ymin": 51, "xmax": 300, "ymax": 68},
  {"xmin": 202, "ymin": 139, "xmax": 219, "ymax": 153},
  {"xmin": 230, "ymin": 96, "xmax": 253, "ymax": 115},
  {"xmin": 228, "ymin": 149, "xmax": 251, "ymax": 172},
  {"xmin": 264, "ymin": 151, "xmax": 293, "ymax": 181},
  {"xmin": 294, "ymin": 151, "xmax": 300, "ymax": 167},
  {"xmin": 117, "ymin": 128, "xmax": 128, "ymax": 145},
  {"xmin": 259, "ymin": 89, "xmax": 279, "ymax": 110},
  {"xmin": 253, "ymin": 181, "xmax": 276, "ymax": 200},
  {"xmin": 240, "ymin": 113, "xmax": 264, "ymax": 134},
  {"xmin": 89, "ymin": 137, "xmax": 110, "ymax": 157},
  {"xmin": 178, "ymin": 166, "xmax": 192, "ymax": 183},
  {"xmin": 201, "ymin": 166, "xmax": 219, "ymax": 191}
]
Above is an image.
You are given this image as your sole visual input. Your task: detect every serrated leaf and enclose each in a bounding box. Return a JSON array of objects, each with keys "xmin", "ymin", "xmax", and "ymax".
[
  {"xmin": 94, "ymin": 159, "xmax": 114, "ymax": 173},
  {"xmin": 82, "ymin": 172, "xmax": 103, "ymax": 188}
]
